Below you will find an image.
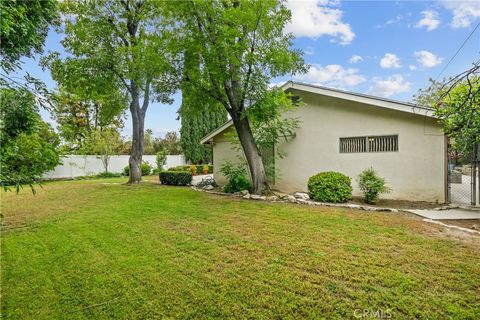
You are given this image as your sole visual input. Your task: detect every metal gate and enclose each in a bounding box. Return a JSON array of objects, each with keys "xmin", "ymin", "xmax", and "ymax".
[{"xmin": 447, "ymin": 143, "xmax": 479, "ymax": 206}]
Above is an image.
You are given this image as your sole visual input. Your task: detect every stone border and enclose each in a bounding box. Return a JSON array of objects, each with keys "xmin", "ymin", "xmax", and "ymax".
[{"xmin": 191, "ymin": 187, "xmax": 399, "ymax": 213}]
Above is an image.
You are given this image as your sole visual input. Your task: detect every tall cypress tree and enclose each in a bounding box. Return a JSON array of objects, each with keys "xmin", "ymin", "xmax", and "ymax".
[
  {"xmin": 179, "ymin": 48, "xmax": 227, "ymax": 164},
  {"xmin": 179, "ymin": 95, "xmax": 226, "ymax": 164}
]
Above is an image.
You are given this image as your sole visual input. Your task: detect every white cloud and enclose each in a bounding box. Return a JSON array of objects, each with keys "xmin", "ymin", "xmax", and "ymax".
[
  {"xmin": 376, "ymin": 14, "xmax": 403, "ymax": 28},
  {"xmin": 408, "ymin": 65, "xmax": 417, "ymax": 71},
  {"xmin": 414, "ymin": 50, "xmax": 443, "ymax": 68},
  {"xmin": 349, "ymin": 55, "xmax": 363, "ymax": 64},
  {"xmin": 285, "ymin": 0, "xmax": 355, "ymax": 44},
  {"xmin": 304, "ymin": 46, "xmax": 315, "ymax": 55},
  {"xmin": 415, "ymin": 10, "xmax": 440, "ymax": 31},
  {"xmin": 295, "ymin": 64, "xmax": 366, "ymax": 88},
  {"xmin": 368, "ymin": 75, "xmax": 411, "ymax": 98},
  {"xmin": 441, "ymin": 1, "xmax": 480, "ymax": 28},
  {"xmin": 380, "ymin": 53, "xmax": 401, "ymax": 69}
]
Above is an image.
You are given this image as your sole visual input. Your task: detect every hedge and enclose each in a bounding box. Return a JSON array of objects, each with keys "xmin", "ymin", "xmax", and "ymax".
[{"xmin": 159, "ymin": 171, "xmax": 192, "ymax": 186}]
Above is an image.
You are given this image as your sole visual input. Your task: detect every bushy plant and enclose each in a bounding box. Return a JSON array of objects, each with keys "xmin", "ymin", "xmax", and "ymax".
[
  {"xmin": 141, "ymin": 162, "xmax": 152, "ymax": 176},
  {"xmin": 307, "ymin": 171, "xmax": 352, "ymax": 203},
  {"xmin": 220, "ymin": 162, "xmax": 251, "ymax": 193},
  {"xmin": 155, "ymin": 148, "xmax": 167, "ymax": 172},
  {"xmin": 159, "ymin": 171, "xmax": 192, "ymax": 185},
  {"xmin": 123, "ymin": 162, "xmax": 152, "ymax": 176},
  {"xmin": 96, "ymin": 172, "xmax": 122, "ymax": 178},
  {"xmin": 357, "ymin": 168, "xmax": 390, "ymax": 204}
]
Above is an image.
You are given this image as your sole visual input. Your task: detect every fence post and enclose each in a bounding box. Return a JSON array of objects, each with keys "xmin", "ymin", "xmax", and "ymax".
[{"xmin": 472, "ymin": 144, "xmax": 478, "ymax": 206}]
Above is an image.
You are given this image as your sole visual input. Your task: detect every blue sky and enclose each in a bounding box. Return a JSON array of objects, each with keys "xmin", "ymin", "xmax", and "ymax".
[{"xmin": 19, "ymin": 0, "xmax": 480, "ymax": 138}]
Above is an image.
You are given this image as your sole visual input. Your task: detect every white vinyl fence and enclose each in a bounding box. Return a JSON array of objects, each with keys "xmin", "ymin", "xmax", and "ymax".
[{"xmin": 43, "ymin": 154, "xmax": 186, "ymax": 179}]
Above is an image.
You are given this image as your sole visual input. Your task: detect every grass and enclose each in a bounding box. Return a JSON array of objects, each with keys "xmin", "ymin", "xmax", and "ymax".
[{"xmin": 1, "ymin": 178, "xmax": 479, "ymax": 319}]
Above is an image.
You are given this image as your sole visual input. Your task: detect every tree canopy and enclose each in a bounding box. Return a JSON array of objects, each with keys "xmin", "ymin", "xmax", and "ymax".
[
  {"xmin": 0, "ymin": 0, "xmax": 58, "ymax": 72},
  {"xmin": 0, "ymin": 88, "xmax": 60, "ymax": 192},
  {"xmin": 46, "ymin": 0, "xmax": 180, "ymax": 183},
  {"xmin": 173, "ymin": 0, "xmax": 307, "ymax": 193}
]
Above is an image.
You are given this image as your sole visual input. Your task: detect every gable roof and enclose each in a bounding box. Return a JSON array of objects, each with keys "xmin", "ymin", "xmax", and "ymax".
[{"xmin": 200, "ymin": 81, "xmax": 435, "ymax": 144}]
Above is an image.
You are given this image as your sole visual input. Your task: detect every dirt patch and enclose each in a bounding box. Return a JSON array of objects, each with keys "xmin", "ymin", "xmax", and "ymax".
[
  {"xmin": 348, "ymin": 197, "xmax": 440, "ymax": 209},
  {"xmin": 440, "ymin": 219, "xmax": 480, "ymax": 230}
]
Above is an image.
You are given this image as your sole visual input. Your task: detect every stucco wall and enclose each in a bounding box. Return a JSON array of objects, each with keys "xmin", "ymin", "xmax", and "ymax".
[
  {"xmin": 212, "ymin": 130, "xmax": 245, "ymax": 185},
  {"xmin": 211, "ymin": 90, "xmax": 446, "ymax": 202}
]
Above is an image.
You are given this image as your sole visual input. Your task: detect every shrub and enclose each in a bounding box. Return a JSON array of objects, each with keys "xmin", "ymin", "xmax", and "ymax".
[
  {"xmin": 308, "ymin": 171, "xmax": 352, "ymax": 203},
  {"xmin": 96, "ymin": 172, "xmax": 122, "ymax": 178},
  {"xmin": 141, "ymin": 162, "xmax": 152, "ymax": 176},
  {"xmin": 155, "ymin": 148, "xmax": 167, "ymax": 172},
  {"xmin": 159, "ymin": 171, "xmax": 192, "ymax": 186},
  {"xmin": 220, "ymin": 162, "xmax": 251, "ymax": 193},
  {"xmin": 123, "ymin": 162, "xmax": 152, "ymax": 176},
  {"xmin": 357, "ymin": 168, "xmax": 390, "ymax": 204}
]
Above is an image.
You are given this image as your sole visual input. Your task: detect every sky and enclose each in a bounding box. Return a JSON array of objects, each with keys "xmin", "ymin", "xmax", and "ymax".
[{"xmin": 19, "ymin": 0, "xmax": 480, "ymax": 138}]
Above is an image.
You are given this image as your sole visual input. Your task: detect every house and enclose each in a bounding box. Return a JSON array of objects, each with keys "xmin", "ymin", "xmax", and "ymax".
[{"xmin": 201, "ymin": 81, "xmax": 446, "ymax": 203}]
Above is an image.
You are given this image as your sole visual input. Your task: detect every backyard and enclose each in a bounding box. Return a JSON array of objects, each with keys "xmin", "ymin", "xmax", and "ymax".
[{"xmin": 1, "ymin": 178, "xmax": 479, "ymax": 319}]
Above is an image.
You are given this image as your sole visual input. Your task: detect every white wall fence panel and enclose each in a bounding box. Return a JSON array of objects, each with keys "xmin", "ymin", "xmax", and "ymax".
[{"xmin": 43, "ymin": 154, "xmax": 186, "ymax": 179}]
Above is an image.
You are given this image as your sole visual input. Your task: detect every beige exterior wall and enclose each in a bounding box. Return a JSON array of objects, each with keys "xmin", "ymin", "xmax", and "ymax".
[
  {"xmin": 212, "ymin": 128, "xmax": 245, "ymax": 185},
  {"xmin": 211, "ymin": 90, "xmax": 446, "ymax": 202}
]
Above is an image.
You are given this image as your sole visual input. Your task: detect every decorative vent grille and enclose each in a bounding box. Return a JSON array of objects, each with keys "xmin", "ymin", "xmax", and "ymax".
[{"xmin": 340, "ymin": 135, "xmax": 398, "ymax": 153}]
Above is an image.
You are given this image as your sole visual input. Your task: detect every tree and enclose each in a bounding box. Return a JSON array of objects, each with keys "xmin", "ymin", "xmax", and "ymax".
[
  {"xmin": 179, "ymin": 105, "xmax": 226, "ymax": 163},
  {"xmin": 179, "ymin": 47, "xmax": 227, "ymax": 164},
  {"xmin": 46, "ymin": 0, "xmax": 179, "ymax": 184},
  {"xmin": 143, "ymin": 129, "xmax": 156, "ymax": 155},
  {"xmin": 173, "ymin": 0, "xmax": 306, "ymax": 193},
  {"xmin": 0, "ymin": 0, "xmax": 58, "ymax": 110},
  {"xmin": 86, "ymin": 129, "xmax": 124, "ymax": 174},
  {"xmin": 52, "ymin": 90, "xmax": 125, "ymax": 153},
  {"xmin": 0, "ymin": 0, "xmax": 58, "ymax": 73},
  {"xmin": 0, "ymin": 0, "xmax": 60, "ymax": 192},
  {"xmin": 156, "ymin": 131, "xmax": 182, "ymax": 155},
  {"xmin": 0, "ymin": 88, "xmax": 60, "ymax": 192},
  {"xmin": 414, "ymin": 62, "xmax": 480, "ymax": 153},
  {"xmin": 435, "ymin": 77, "xmax": 479, "ymax": 153}
]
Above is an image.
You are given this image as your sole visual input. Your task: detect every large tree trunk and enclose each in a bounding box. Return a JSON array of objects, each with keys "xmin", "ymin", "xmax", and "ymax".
[
  {"xmin": 128, "ymin": 94, "xmax": 145, "ymax": 184},
  {"xmin": 231, "ymin": 115, "xmax": 269, "ymax": 194}
]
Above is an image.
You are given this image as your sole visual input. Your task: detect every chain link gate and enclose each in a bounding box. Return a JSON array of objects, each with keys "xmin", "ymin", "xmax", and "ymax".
[{"xmin": 447, "ymin": 142, "xmax": 479, "ymax": 206}]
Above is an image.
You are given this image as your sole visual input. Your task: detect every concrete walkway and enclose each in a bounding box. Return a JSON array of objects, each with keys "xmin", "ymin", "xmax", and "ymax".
[{"xmin": 407, "ymin": 209, "xmax": 480, "ymax": 220}]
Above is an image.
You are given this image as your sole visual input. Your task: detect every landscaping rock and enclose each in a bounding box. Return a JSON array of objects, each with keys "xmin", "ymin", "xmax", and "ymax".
[
  {"xmin": 203, "ymin": 185, "xmax": 214, "ymax": 190},
  {"xmin": 251, "ymin": 194, "xmax": 266, "ymax": 200},
  {"xmin": 240, "ymin": 190, "xmax": 250, "ymax": 196},
  {"xmin": 242, "ymin": 194, "xmax": 251, "ymax": 199},
  {"xmin": 294, "ymin": 192, "xmax": 309, "ymax": 200},
  {"xmin": 286, "ymin": 195, "xmax": 297, "ymax": 203},
  {"xmin": 266, "ymin": 196, "xmax": 278, "ymax": 202}
]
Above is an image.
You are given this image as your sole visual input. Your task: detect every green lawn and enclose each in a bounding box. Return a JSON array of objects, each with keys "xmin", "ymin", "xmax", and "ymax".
[{"xmin": 1, "ymin": 178, "xmax": 479, "ymax": 319}]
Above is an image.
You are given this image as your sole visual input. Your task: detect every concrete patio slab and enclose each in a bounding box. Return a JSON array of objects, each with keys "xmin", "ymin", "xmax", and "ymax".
[{"xmin": 407, "ymin": 209, "xmax": 480, "ymax": 220}]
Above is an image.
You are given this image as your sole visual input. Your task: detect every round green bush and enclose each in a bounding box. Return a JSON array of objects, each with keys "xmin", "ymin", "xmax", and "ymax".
[
  {"xmin": 123, "ymin": 162, "xmax": 152, "ymax": 176},
  {"xmin": 307, "ymin": 171, "xmax": 352, "ymax": 203},
  {"xmin": 141, "ymin": 162, "xmax": 151, "ymax": 176}
]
